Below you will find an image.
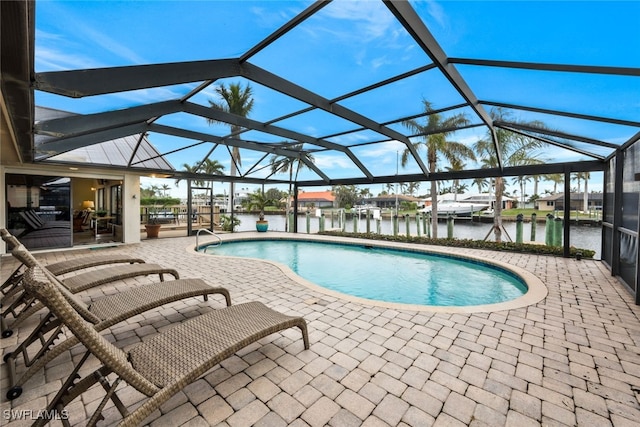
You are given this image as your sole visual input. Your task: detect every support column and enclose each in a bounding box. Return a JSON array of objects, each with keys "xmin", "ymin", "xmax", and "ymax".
[
  {"xmin": 187, "ymin": 180, "xmax": 192, "ymax": 236},
  {"xmin": 293, "ymin": 184, "xmax": 299, "ymax": 233},
  {"xmin": 122, "ymin": 174, "xmax": 141, "ymax": 244},
  {"xmin": 610, "ymin": 151, "xmax": 625, "ymax": 275},
  {"xmin": 563, "ymin": 169, "xmax": 571, "ymax": 257}
]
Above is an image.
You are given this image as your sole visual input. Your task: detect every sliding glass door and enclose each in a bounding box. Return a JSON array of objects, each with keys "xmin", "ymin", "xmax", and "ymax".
[{"xmin": 5, "ymin": 174, "xmax": 72, "ymax": 249}]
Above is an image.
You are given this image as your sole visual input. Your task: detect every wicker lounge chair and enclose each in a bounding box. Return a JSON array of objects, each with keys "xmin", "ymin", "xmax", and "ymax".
[
  {"xmin": 4, "ymin": 243, "xmax": 231, "ymax": 401},
  {"xmin": 2, "ymin": 241, "xmax": 179, "ymax": 337},
  {"xmin": 1, "ymin": 229, "xmax": 144, "ymax": 299},
  {"xmin": 1, "ymin": 229, "xmax": 145, "ymax": 338},
  {"xmin": 22, "ymin": 264, "xmax": 308, "ymax": 427}
]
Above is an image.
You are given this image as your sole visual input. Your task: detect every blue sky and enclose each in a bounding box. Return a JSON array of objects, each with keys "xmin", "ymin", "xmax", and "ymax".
[{"xmin": 34, "ymin": 0, "xmax": 640, "ymax": 198}]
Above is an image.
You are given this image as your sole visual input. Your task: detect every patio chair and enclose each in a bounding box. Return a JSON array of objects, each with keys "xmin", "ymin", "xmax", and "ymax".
[
  {"xmin": 22, "ymin": 264, "xmax": 308, "ymax": 427},
  {"xmin": 72, "ymin": 209, "xmax": 91, "ymax": 232},
  {"xmin": 4, "ymin": 243, "xmax": 231, "ymax": 401},
  {"xmin": 1, "ymin": 229, "xmax": 144, "ymax": 299},
  {"xmin": 1, "ymin": 240, "xmax": 179, "ymax": 337}
]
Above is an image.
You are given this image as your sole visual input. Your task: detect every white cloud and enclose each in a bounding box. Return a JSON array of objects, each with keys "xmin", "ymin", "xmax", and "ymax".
[
  {"xmin": 425, "ymin": 0, "xmax": 447, "ymax": 29},
  {"xmin": 35, "ymin": 46, "xmax": 103, "ymax": 71},
  {"xmin": 35, "ymin": 4, "xmax": 146, "ymax": 72},
  {"xmin": 250, "ymin": 5, "xmax": 303, "ymax": 29},
  {"xmin": 313, "ymin": 153, "xmax": 355, "ymax": 170},
  {"xmin": 300, "ymin": 0, "xmax": 415, "ymax": 65},
  {"xmin": 357, "ymin": 140, "xmax": 406, "ymax": 159},
  {"xmin": 66, "ymin": 16, "xmax": 146, "ymax": 65},
  {"xmin": 371, "ymin": 55, "xmax": 391, "ymax": 69},
  {"xmin": 322, "ymin": 1, "xmax": 395, "ymax": 41}
]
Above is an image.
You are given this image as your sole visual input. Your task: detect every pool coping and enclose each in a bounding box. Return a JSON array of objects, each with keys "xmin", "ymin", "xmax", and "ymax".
[{"xmin": 190, "ymin": 232, "xmax": 548, "ymax": 314}]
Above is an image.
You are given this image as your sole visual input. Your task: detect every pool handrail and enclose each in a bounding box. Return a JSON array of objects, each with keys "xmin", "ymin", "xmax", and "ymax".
[{"xmin": 195, "ymin": 228, "xmax": 221, "ymax": 252}]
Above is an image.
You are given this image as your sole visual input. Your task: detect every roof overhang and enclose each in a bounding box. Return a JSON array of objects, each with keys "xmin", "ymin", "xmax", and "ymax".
[{"xmin": 1, "ymin": 0, "xmax": 34, "ymax": 163}]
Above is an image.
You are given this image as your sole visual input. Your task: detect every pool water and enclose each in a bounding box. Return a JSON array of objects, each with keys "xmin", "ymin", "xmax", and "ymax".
[{"xmin": 200, "ymin": 240, "xmax": 527, "ymax": 307}]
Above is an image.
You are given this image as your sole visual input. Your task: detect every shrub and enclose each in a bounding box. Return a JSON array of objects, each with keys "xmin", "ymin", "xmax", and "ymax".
[
  {"xmin": 220, "ymin": 215, "xmax": 241, "ymax": 232},
  {"xmin": 140, "ymin": 197, "xmax": 180, "ymax": 206},
  {"xmin": 318, "ymin": 231, "xmax": 595, "ymax": 259}
]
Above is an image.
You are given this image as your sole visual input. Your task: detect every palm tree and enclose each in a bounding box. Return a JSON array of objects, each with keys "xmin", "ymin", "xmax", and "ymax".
[
  {"xmin": 573, "ymin": 172, "xmax": 591, "ymax": 211},
  {"xmin": 401, "ymin": 100, "xmax": 475, "ymax": 238},
  {"xmin": 149, "ymin": 185, "xmax": 160, "ymax": 197},
  {"xmin": 247, "ymin": 189, "xmax": 272, "ymax": 221},
  {"xmin": 176, "ymin": 160, "xmax": 224, "ymax": 190},
  {"xmin": 406, "ymin": 182, "xmax": 420, "ymax": 196},
  {"xmin": 445, "ymin": 159, "xmax": 466, "ymax": 201},
  {"xmin": 175, "ymin": 160, "xmax": 225, "ymax": 209},
  {"xmin": 160, "ymin": 184, "xmax": 171, "ymax": 197},
  {"xmin": 200, "ymin": 159, "xmax": 225, "ymax": 192},
  {"xmin": 399, "ymin": 182, "xmax": 408, "ymax": 194},
  {"xmin": 175, "ymin": 163, "xmax": 205, "ymax": 188},
  {"xmin": 198, "ymin": 158, "xmax": 225, "ymax": 206},
  {"xmin": 200, "ymin": 158, "xmax": 225, "ymax": 176},
  {"xmin": 545, "ymin": 173, "xmax": 564, "ymax": 194},
  {"xmin": 270, "ymin": 143, "xmax": 315, "ymax": 230},
  {"xmin": 208, "ymin": 82, "xmax": 254, "ymax": 211},
  {"xmin": 531, "ymin": 174, "xmax": 541, "ymax": 199},
  {"xmin": 358, "ymin": 187, "xmax": 372, "ymax": 204},
  {"xmin": 472, "ymin": 177, "xmax": 489, "ymax": 194},
  {"xmin": 474, "ymin": 108, "xmax": 545, "ymax": 242},
  {"xmin": 385, "ymin": 183, "xmax": 395, "ymax": 194},
  {"xmin": 511, "ymin": 175, "xmax": 532, "ymax": 206}
]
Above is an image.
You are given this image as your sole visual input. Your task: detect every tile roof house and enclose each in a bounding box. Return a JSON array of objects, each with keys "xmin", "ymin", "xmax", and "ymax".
[
  {"xmin": 295, "ymin": 191, "xmax": 335, "ymax": 209},
  {"xmin": 298, "ymin": 190, "xmax": 336, "ymax": 209}
]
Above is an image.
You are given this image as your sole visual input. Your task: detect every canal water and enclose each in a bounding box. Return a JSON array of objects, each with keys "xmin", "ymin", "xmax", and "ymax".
[{"xmin": 233, "ymin": 214, "xmax": 603, "ymax": 260}]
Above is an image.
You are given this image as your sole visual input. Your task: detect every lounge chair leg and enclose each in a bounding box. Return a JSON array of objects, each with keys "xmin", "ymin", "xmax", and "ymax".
[
  {"xmin": 0, "ymin": 315, "xmax": 10, "ymax": 338},
  {"xmin": 5, "ymin": 357, "xmax": 18, "ymax": 398},
  {"xmin": 1, "ymin": 265, "xmax": 24, "ymax": 295},
  {"xmin": 220, "ymin": 288, "xmax": 231, "ymax": 306},
  {"xmin": 5, "ymin": 312, "xmax": 61, "ymax": 393},
  {"xmin": 3, "ymin": 299, "xmax": 43, "ymax": 333},
  {"xmin": 32, "ymin": 351, "xmax": 94, "ymax": 426},
  {"xmin": 87, "ymin": 375, "xmax": 123, "ymax": 427},
  {"xmin": 298, "ymin": 322, "xmax": 310, "ymax": 350},
  {"xmin": 6, "ymin": 312, "xmax": 62, "ymax": 367}
]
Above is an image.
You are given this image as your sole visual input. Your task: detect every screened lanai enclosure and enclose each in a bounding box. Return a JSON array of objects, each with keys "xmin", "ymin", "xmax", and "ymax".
[{"xmin": 1, "ymin": 1, "xmax": 639, "ymax": 300}]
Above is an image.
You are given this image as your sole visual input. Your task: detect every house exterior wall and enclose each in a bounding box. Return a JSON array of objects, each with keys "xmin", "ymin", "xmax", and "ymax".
[
  {"xmin": 122, "ymin": 173, "xmax": 141, "ymax": 244},
  {"xmin": 1, "ymin": 165, "xmax": 142, "ymax": 254},
  {"xmin": 297, "ymin": 200, "xmax": 334, "ymax": 209},
  {"xmin": 537, "ymin": 201, "xmax": 556, "ymax": 211},
  {"xmin": 536, "ymin": 194, "xmax": 604, "ymax": 212}
]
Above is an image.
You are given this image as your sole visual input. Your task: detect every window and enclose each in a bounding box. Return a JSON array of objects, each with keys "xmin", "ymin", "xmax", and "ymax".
[{"xmin": 110, "ymin": 184, "xmax": 122, "ymax": 225}]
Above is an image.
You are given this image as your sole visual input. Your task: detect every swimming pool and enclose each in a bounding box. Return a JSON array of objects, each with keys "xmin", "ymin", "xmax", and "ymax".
[{"xmin": 199, "ymin": 239, "xmax": 529, "ymax": 307}]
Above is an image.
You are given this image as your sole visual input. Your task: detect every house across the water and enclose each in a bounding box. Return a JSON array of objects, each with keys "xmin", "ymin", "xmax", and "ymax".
[{"xmin": 536, "ymin": 192, "xmax": 603, "ymax": 212}]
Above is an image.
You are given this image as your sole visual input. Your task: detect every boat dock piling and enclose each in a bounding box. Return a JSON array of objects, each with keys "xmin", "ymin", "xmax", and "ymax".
[
  {"xmin": 531, "ymin": 213, "xmax": 537, "ymax": 242},
  {"xmin": 516, "ymin": 214, "xmax": 524, "ymax": 243}
]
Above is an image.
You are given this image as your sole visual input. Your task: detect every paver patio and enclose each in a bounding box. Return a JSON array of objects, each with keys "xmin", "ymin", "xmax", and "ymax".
[{"xmin": 1, "ymin": 232, "xmax": 639, "ymax": 426}]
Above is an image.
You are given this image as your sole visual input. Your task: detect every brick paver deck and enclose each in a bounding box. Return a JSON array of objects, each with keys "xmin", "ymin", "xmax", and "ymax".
[{"xmin": 2, "ymin": 232, "xmax": 639, "ymax": 426}]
